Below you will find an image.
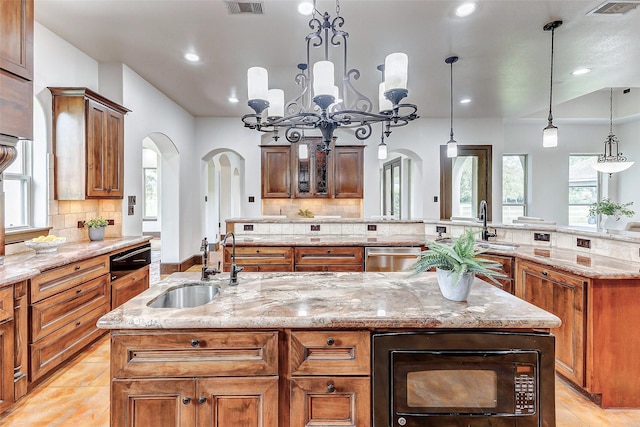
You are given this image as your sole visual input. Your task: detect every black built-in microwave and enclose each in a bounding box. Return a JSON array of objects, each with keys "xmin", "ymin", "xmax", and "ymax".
[{"xmin": 372, "ymin": 331, "xmax": 556, "ymax": 427}]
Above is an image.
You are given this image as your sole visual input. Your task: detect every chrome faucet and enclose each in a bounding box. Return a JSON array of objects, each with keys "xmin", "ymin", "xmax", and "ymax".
[
  {"xmin": 479, "ymin": 200, "xmax": 497, "ymax": 241},
  {"xmin": 222, "ymin": 232, "xmax": 243, "ymax": 286},
  {"xmin": 200, "ymin": 237, "xmax": 220, "ymax": 280}
]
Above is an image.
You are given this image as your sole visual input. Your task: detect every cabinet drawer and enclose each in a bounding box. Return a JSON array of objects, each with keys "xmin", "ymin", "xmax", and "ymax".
[
  {"xmin": 31, "ymin": 274, "xmax": 110, "ymax": 342},
  {"xmin": 295, "ymin": 247, "xmax": 364, "ymax": 266},
  {"xmin": 30, "ymin": 304, "xmax": 109, "ymax": 382},
  {"xmin": 0, "ymin": 287, "xmax": 13, "ymax": 323},
  {"xmin": 290, "ymin": 331, "xmax": 370, "ymax": 376},
  {"xmin": 112, "ymin": 331, "xmax": 279, "ymax": 378},
  {"xmin": 295, "ymin": 264, "xmax": 363, "ymax": 272},
  {"xmin": 111, "ymin": 265, "xmax": 149, "ymax": 309},
  {"xmin": 291, "ymin": 376, "xmax": 370, "ymax": 427},
  {"xmin": 30, "ymin": 255, "xmax": 109, "ymax": 303},
  {"xmin": 224, "ymin": 246, "xmax": 293, "ymax": 265}
]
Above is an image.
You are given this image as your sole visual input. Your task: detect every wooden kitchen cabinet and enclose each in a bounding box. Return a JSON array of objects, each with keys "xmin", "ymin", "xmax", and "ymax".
[
  {"xmin": 28, "ymin": 255, "xmax": 111, "ymax": 383},
  {"xmin": 333, "ymin": 145, "xmax": 364, "ymax": 198},
  {"xmin": 0, "ymin": 0, "xmax": 33, "ymax": 140},
  {"xmin": 49, "ymin": 87, "xmax": 130, "ymax": 200},
  {"xmin": 223, "ymin": 246, "xmax": 293, "ymax": 272},
  {"xmin": 0, "ymin": 286, "xmax": 15, "ymax": 414},
  {"xmin": 261, "ymin": 146, "xmax": 292, "ymax": 198},
  {"xmin": 478, "ymin": 253, "xmax": 514, "ymax": 293},
  {"xmin": 289, "ymin": 330, "xmax": 371, "ymax": 427},
  {"xmin": 110, "ymin": 331, "xmax": 279, "ymax": 427},
  {"xmin": 294, "ymin": 246, "xmax": 364, "ymax": 272},
  {"xmin": 261, "ymin": 139, "xmax": 364, "ymax": 199},
  {"xmin": 515, "ymin": 260, "xmax": 586, "ymax": 386},
  {"xmin": 111, "ymin": 265, "xmax": 150, "ymax": 309}
]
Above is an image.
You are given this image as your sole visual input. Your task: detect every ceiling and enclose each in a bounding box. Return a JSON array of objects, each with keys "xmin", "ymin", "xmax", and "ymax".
[{"xmin": 34, "ymin": 0, "xmax": 640, "ymax": 120}]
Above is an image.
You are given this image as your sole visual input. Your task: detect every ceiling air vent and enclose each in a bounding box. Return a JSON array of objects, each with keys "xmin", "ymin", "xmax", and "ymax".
[
  {"xmin": 588, "ymin": 1, "xmax": 640, "ymax": 15},
  {"xmin": 225, "ymin": 1, "xmax": 264, "ymax": 15}
]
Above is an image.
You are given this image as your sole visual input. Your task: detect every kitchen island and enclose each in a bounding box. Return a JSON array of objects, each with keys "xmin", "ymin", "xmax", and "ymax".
[{"xmin": 99, "ymin": 271, "xmax": 560, "ymax": 427}]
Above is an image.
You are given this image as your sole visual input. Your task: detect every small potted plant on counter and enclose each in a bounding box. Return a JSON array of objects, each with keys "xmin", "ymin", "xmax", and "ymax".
[
  {"xmin": 588, "ymin": 198, "xmax": 634, "ymax": 232},
  {"xmin": 408, "ymin": 229, "xmax": 505, "ymax": 302},
  {"xmin": 85, "ymin": 216, "xmax": 109, "ymax": 241}
]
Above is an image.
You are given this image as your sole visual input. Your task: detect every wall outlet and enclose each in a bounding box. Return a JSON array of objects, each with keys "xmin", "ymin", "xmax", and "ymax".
[
  {"xmin": 243, "ymin": 224, "xmax": 254, "ymax": 231},
  {"xmin": 128, "ymin": 195, "xmax": 136, "ymax": 205},
  {"xmin": 310, "ymin": 224, "xmax": 321, "ymax": 232},
  {"xmin": 367, "ymin": 224, "xmax": 377, "ymax": 231},
  {"xmin": 576, "ymin": 238, "xmax": 591, "ymax": 249},
  {"xmin": 248, "ymin": 196, "xmax": 255, "ymax": 202},
  {"xmin": 436, "ymin": 226, "xmax": 447, "ymax": 234},
  {"xmin": 533, "ymin": 232, "xmax": 551, "ymax": 242},
  {"xmin": 107, "ymin": 219, "xmax": 115, "ymax": 225},
  {"xmin": 433, "ymin": 196, "xmax": 438, "ymax": 202},
  {"xmin": 128, "ymin": 205, "xmax": 134, "ymax": 215}
]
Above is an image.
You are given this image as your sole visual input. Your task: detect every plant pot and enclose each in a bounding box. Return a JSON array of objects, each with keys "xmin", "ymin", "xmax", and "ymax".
[
  {"xmin": 88, "ymin": 226, "xmax": 105, "ymax": 241},
  {"xmin": 436, "ymin": 268, "xmax": 475, "ymax": 302}
]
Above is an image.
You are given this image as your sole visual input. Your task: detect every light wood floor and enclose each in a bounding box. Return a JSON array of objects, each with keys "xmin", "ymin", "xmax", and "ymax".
[{"xmin": 2, "ymin": 247, "xmax": 639, "ymax": 426}]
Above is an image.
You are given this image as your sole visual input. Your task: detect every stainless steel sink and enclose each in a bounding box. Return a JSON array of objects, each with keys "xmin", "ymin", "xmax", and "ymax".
[{"xmin": 147, "ymin": 283, "xmax": 220, "ymax": 308}]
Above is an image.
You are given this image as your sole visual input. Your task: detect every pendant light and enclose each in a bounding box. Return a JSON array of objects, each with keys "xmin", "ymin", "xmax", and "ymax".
[
  {"xmin": 445, "ymin": 56, "xmax": 459, "ymax": 158},
  {"xmin": 591, "ymin": 88, "xmax": 634, "ymax": 174},
  {"xmin": 542, "ymin": 20, "xmax": 562, "ymax": 148}
]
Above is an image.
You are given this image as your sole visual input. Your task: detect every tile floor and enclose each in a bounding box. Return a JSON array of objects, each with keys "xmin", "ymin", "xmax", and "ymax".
[{"xmin": 1, "ymin": 246, "xmax": 639, "ymax": 426}]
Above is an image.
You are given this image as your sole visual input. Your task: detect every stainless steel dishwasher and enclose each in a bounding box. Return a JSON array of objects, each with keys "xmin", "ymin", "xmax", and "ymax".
[{"xmin": 364, "ymin": 247, "xmax": 421, "ymax": 272}]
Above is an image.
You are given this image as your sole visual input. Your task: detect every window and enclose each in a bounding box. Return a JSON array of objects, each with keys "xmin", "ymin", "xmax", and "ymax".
[
  {"xmin": 382, "ymin": 158, "xmax": 401, "ymax": 219},
  {"xmin": 142, "ymin": 148, "xmax": 158, "ymax": 220},
  {"xmin": 502, "ymin": 154, "xmax": 527, "ymax": 223},
  {"xmin": 568, "ymin": 155, "xmax": 599, "ymax": 227},
  {"xmin": 4, "ymin": 140, "xmax": 32, "ymax": 229}
]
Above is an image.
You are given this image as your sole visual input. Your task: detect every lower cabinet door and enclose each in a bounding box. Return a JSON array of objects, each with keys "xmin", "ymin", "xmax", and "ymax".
[
  {"xmin": 290, "ymin": 376, "xmax": 370, "ymax": 427},
  {"xmin": 112, "ymin": 378, "xmax": 196, "ymax": 427},
  {"xmin": 196, "ymin": 377, "xmax": 279, "ymax": 427}
]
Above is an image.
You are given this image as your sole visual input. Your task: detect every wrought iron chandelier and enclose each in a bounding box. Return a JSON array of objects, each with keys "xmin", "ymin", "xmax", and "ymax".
[
  {"xmin": 591, "ymin": 88, "xmax": 634, "ymax": 174},
  {"xmin": 241, "ymin": 0, "xmax": 418, "ymax": 154}
]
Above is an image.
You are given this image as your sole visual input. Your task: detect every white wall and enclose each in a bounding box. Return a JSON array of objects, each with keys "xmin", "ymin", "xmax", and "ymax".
[{"xmin": 617, "ymin": 119, "xmax": 640, "ymax": 221}]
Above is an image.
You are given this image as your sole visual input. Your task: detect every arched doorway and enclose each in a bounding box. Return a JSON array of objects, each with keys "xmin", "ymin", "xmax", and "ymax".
[
  {"xmin": 380, "ymin": 148, "xmax": 423, "ymax": 219},
  {"xmin": 203, "ymin": 149, "xmax": 245, "ymax": 242},
  {"xmin": 142, "ymin": 133, "xmax": 180, "ymax": 264}
]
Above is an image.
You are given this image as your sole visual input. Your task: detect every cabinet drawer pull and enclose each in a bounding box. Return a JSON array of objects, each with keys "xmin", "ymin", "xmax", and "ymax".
[
  {"xmin": 76, "ymin": 321, "xmax": 81, "ymax": 326},
  {"xmin": 327, "ymin": 383, "xmax": 335, "ymax": 393},
  {"xmin": 327, "ymin": 250, "xmax": 331, "ymax": 254},
  {"xmin": 542, "ymin": 270, "xmax": 548, "ymax": 276},
  {"xmin": 182, "ymin": 397, "xmax": 191, "ymax": 405},
  {"xmin": 198, "ymin": 396, "xmax": 207, "ymax": 404},
  {"xmin": 75, "ymin": 265, "xmax": 81, "ymax": 270},
  {"xmin": 326, "ymin": 337, "xmax": 334, "ymax": 346},
  {"xmin": 76, "ymin": 288, "xmax": 82, "ymax": 293},
  {"xmin": 256, "ymin": 249, "xmax": 260, "ymax": 253},
  {"xmin": 191, "ymin": 339, "xmax": 200, "ymax": 347}
]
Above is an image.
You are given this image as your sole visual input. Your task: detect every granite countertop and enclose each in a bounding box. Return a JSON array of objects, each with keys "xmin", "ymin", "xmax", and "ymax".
[
  {"xmin": 232, "ymin": 234, "xmax": 425, "ymax": 247},
  {"xmin": 0, "ymin": 236, "xmax": 152, "ymax": 287},
  {"xmin": 97, "ymin": 271, "xmax": 561, "ymax": 330}
]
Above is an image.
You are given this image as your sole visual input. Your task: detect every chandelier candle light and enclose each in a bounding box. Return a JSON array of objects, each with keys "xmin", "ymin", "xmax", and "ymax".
[
  {"xmin": 591, "ymin": 88, "xmax": 634, "ymax": 175},
  {"xmin": 242, "ymin": 0, "xmax": 418, "ymax": 154}
]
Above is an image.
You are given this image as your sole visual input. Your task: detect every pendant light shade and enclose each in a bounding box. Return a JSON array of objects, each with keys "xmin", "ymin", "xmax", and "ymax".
[
  {"xmin": 591, "ymin": 88, "xmax": 634, "ymax": 174},
  {"xmin": 445, "ymin": 56, "xmax": 459, "ymax": 158},
  {"xmin": 542, "ymin": 20, "xmax": 562, "ymax": 148}
]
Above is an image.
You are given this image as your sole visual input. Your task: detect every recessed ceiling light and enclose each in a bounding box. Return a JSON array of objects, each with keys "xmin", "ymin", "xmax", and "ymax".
[
  {"xmin": 460, "ymin": 98, "xmax": 472, "ymax": 104},
  {"xmin": 571, "ymin": 67, "xmax": 591, "ymax": 76},
  {"xmin": 228, "ymin": 96, "xmax": 239, "ymax": 103},
  {"xmin": 298, "ymin": 1, "xmax": 314, "ymax": 15},
  {"xmin": 184, "ymin": 52, "xmax": 200, "ymax": 62},
  {"xmin": 455, "ymin": 2, "xmax": 478, "ymax": 17}
]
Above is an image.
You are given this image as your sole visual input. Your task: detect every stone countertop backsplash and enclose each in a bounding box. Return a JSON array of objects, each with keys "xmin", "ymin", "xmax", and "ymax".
[
  {"xmin": 97, "ymin": 271, "xmax": 561, "ymax": 331},
  {"xmin": 0, "ymin": 236, "xmax": 152, "ymax": 288}
]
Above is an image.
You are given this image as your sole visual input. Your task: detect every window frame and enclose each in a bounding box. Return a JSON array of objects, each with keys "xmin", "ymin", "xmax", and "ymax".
[
  {"xmin": 502, "ymin": 154, "xmax": 528, "ymax": 223},
  {"xmin": 4, "ymin": 139, "xmax": 33, "ymax": 231},
  {"xmin": 568, "ymin": 154, "xmax": 601, "ymax": 227}
]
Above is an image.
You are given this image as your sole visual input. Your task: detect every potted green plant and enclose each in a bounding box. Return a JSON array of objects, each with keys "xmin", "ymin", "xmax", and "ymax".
[
  {"xmin": 85, "ymin": 216, "xmax": 109, "ymax": 241},
  {"xmin": 408, "ymin": 229, "xmax": 506, "ymax": 301},
  {"xmin": 588, "ymin": 198, "xmax": 634, "ymax": 231}
]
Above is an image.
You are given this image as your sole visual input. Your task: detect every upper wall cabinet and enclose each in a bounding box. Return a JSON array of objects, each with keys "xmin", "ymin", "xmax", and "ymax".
[
  {"xmin": 49, "ymin": 88, "xmax": 131, "ymax": 200},
  {"xmin": 0, "ymin": 0, "xmax": 34, "ymax": 140},
  {"xmin": 261, "ymin": 139, "xmax": 364, "ymax": 199}
]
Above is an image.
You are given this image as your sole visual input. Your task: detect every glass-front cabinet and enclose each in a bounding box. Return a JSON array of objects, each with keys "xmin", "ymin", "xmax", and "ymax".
[{"xmin": 293, "ymin": 138, "xmax": 332, "ymax": 198}]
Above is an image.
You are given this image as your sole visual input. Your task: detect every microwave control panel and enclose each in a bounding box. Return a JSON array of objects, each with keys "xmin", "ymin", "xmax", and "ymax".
[{"xmin": 514, "ymin": 364, "xmax": 536, "ymax": 415}]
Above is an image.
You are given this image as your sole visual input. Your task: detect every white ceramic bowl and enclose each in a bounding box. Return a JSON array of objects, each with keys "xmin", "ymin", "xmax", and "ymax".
[{"xmin": 24, "ymin": 237, "xmax": 67, "ymax": 254}]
